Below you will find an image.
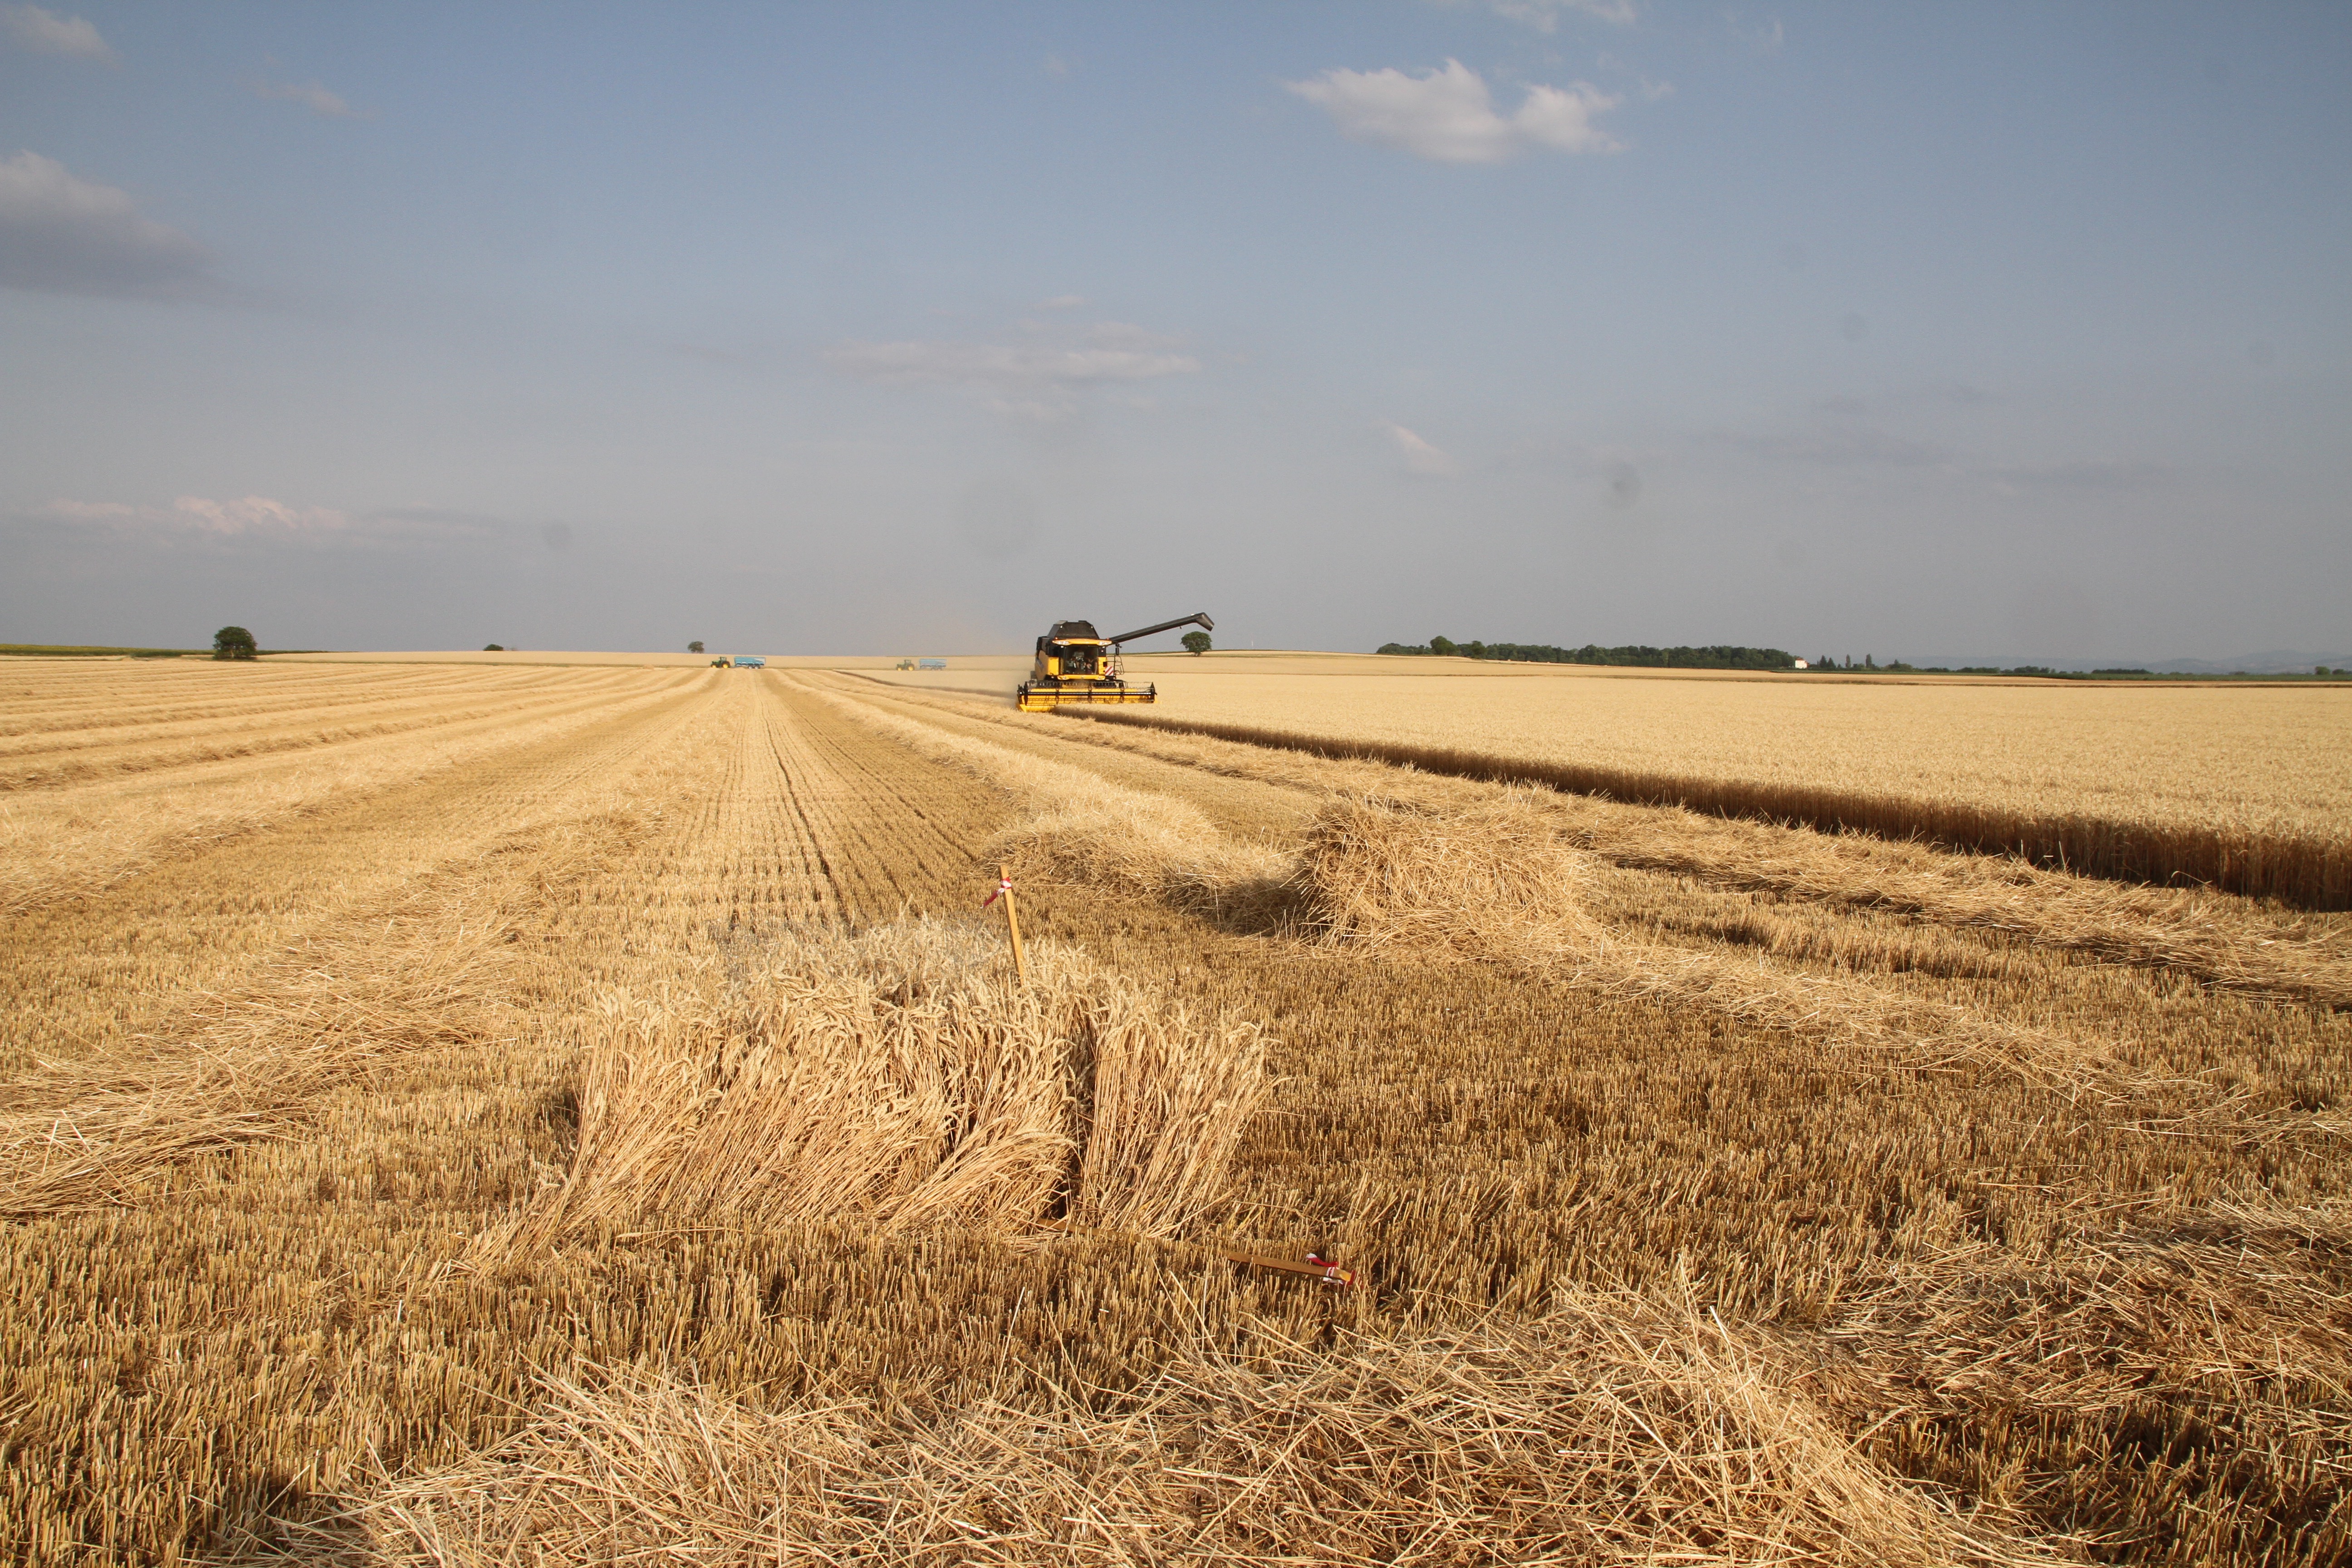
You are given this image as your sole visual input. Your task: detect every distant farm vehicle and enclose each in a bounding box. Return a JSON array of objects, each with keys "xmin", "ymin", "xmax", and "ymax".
[
  {"xmin": 896, "ymin": 659, "xmax": 916, "ymax": 670},
  {"xmin": 1018, "ymin": 613, "xmax": 1212, "ymax": 712},
  {"xmin": 731, "ymin": 656, "xmax": 765, "ymax": 668},
  {"xmin": 710, "ymin": 658, "xmax": 730, "ymax": 667},
  {"xmin": 919, "ymin": 658, "xmax": 946, "ymax": 670}
]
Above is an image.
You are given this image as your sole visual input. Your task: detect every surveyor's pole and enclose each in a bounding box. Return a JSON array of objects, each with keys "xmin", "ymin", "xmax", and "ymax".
[{"xmin": 999, "ymin": 863, "xmax": 1029, "ymax": 983}]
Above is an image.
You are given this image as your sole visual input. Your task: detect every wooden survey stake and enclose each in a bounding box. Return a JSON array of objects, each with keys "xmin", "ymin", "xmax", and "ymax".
[{"xmin": 993, "ymin": 863, "xmax": 1029, "ymax": 983}]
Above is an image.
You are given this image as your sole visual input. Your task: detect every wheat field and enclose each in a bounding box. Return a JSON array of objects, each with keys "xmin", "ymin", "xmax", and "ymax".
[
  {"xmin": 3, "ymin": 656, "xmax": 2347, "ymax": 1564},
  {"xmin": 1083, "ymin": 657, "xmax": 2352, "ymax": 908}
]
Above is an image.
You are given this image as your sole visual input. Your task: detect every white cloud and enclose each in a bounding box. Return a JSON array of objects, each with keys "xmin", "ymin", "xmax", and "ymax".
[
  {"xmin": 172, "ymin": 495, "xmax": 348, "ymax": 533},
  {"xmin": 0, "ymin": 151, "xmax": 214, "ymax": 297},
  {"xmin": 49, "ymin": 495, "xmax": 349, "ymax": 534},
  {"xmin": 1386, "ymin": 423, "xmax": 1459, "ymax": 477},
  {"xmin": 1286, "ymin": 59, "xmax": 1621, "ymax": 163},
  {"xmin": 254, "ymin": 78, "xmax": 359, "ymax": 118},
  {"xmin": 0, "ymin": 4, "xmax": 112, "ymax": 61},
  {"xmin": 825, "ymin": 322, "xmax": 1200, "ymax": 418}
]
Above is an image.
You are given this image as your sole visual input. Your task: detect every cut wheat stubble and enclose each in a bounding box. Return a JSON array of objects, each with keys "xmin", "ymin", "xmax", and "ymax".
[
  {"xmin": 819, "ymin": 678, "xmax": 2146, "ymax": 1092},
  {"xmin": 0, "ymin": 908, "xmax": 515, "ymax": 1217},
  {"xmin": 278, "ymin": 1293, "xmax": 2074, "ymax": 1568}
]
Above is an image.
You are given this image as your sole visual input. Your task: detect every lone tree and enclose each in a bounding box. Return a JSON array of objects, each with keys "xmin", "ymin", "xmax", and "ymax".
[
  {"xmin": 1181, "ymin": 630, "xmax": 1212, "ymax": 655},
  {"xmin": 484, "ymin": 644, "xmax": 505, "ymax": 652},
  {"xmin": 212, "ymin": 626, "xmax": 257, "ymax": 661},
  {"xmin": 689, "ymin": 641, "xmax": 705, "ymax": 654}
]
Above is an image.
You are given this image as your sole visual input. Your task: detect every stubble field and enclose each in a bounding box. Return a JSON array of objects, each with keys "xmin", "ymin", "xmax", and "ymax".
[{"xmin": 3, "ymin": 654, "xmax": 2348, "ymax": 1565}]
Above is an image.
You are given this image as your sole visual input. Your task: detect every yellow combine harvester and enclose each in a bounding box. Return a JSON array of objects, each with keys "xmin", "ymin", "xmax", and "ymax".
[{"xmin": 1016, "ymin": 612, "xmax": 1212, "ymax": 712}]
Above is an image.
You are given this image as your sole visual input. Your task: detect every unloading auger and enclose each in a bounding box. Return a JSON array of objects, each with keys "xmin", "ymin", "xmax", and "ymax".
[{"xmin": 1015, "ymin": 612, "xmax": 1212, "ymax": 713}]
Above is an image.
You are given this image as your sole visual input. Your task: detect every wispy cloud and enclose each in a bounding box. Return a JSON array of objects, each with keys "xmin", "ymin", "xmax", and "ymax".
[
  {"xmin": 49, "ymin": 495, "xmax": 350, "ymax": 534},
  {"xmin": 1286, "ymin": 59, "xmax": 1622, "ymax": 163},
  {"xmin": 827, "ymin": 340, "xmax": 1197, "ymax": 387},
  {"xmin": 1385, "ymin": 423, "xmax": 1459, "ymax": 477},
  {"xmin": 253, "ymin": 78, "xmax": 360, "ymax": 118},
  {"xmin": 824, "ymin": 319, "xmax": 1200, "ymax": 419},
  {"xmin": 1724, "ymin": 11, "xmax": 1785, "ymax": 54},
  {"xmin": 0, "ymin": 4, "xmax": 112, "ymax": 61},
  {"xmin": 1985, "ymin": 459, "xmax": 2170, "ymax": 492},
  {"xmin": 1705, "ymin": 416, "xmax": 2169, "ymax": 492},
  {"xmin": 1456, "ymin": 0, "xmax": 1638, "ymax": 31},
  {"xmin": 1720, "ymin": 424, "xmax": 1950, "ymax": 470},
  {"xmin": 0, "ymin": 151, "xmax": 215, "ymax": 299}
]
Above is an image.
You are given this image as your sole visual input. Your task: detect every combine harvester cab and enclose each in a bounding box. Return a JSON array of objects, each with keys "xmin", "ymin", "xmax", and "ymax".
[{"xmin": 1016, "ymin": 613, "xmax": 1211, "ymax": 713}]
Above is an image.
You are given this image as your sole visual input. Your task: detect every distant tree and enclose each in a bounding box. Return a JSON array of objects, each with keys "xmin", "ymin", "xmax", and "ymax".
[
  {"xmin": 689, "ymin": 641, "xmax": 705, "ymax": 654},
  {"xmin": 1181, "ymin": 630, "xmax": 1211, "ymax": 655},
  {"xmin": 212, "ymin": 626, "xmax": 256, "ymax": 661},
  {"xmin": 484, "ymin": 643, "xmax": 505, "ymax": 652},
  {"xmin": 1429, "ymin": 635, "xmax": 1460, "ymax": 657}
]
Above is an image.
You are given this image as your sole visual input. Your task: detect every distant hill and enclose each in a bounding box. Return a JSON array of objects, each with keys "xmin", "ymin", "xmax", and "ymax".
[
  {"xmin": 1916, "ymin": 651, "xmax": 2351, "ymax": 676},
  {"xmin": 2145, "ymin": 651, "xmax": 2352, "ymax": 675}
]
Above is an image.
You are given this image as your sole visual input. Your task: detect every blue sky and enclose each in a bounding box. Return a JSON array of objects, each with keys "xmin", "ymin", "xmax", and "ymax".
[{"xmin": 4, "ymin": 1, "xmax": 2346, "ymax": 660}]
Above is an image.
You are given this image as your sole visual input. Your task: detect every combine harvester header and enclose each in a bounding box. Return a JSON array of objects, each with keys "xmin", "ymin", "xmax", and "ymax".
[{"xmin": 1016, "ymin": 612, "xmax": 1211, "ymax": 713}]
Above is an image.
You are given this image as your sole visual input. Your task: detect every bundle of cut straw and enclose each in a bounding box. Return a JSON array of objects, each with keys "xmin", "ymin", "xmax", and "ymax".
[
  {"xmin": 522, "ymin": 919, "xmax": 1265, "ymax": 1245},
  {"xmin": 1291, "ymin": 792, "xmax": 1606, "ymax": 963}
]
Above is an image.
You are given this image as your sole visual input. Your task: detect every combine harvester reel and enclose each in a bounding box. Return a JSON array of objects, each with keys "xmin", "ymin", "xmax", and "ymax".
[{"xmin": 1016, "ymin": 612, "xmax": 1212, "ymax": 713}]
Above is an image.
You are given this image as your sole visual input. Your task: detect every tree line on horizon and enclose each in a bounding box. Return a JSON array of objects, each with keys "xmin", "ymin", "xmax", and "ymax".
[
  {"xmin": 1372, "ymin": 640, "xmax": 2349, "ymax": 680},
  {"xmin": 1376, "ymin": 638, "xmax": 1801, "ymax": 671}
]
